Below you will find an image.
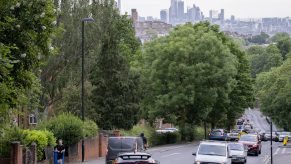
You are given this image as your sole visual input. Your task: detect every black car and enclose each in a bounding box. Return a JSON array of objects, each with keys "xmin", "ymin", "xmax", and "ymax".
[
  {"xmin": 114, "ymin": 152, "xmax": 160, "ymax": 164},
  {"xmin": 106, "ymin": 137, "xmax": 145, "ymax": 164}
]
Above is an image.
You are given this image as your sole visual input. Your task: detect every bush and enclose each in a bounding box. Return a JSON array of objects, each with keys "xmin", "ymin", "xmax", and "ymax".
[
  {"xmin": 151, "ymin": 132, "xmax": 181, "ymax": 145},
  {"xmin": 0, "ymin": 127, "xmax": 24, "ymax": 157},
  {"xmin": 83, "ymin": 120, "xmax": 98, "ymax": 138},
  {"xmin": 120, "ymin": 125, "xmax": 155, "ymax": 145},
  {"xmin": 38, "ymin": 113, "xmax": 83, "ymax": 145},
  {"xmin": 23, "ymin": 130, "xmax": 56, "ymax": 161}
]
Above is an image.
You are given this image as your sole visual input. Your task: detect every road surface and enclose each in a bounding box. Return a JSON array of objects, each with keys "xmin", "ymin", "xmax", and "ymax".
[{"xmin": 77, "ymin": 109, "xmax": 291, "ymax": 164}]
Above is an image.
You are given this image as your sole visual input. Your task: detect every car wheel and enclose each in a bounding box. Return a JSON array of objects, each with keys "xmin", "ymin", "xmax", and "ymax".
[
  {"xmin": 255, "ymin": 151, "xmax": 259, "ymax": 156},
  {"xmin": 259, "ymin": 149, "xmax": 261, "ymax": 154}
]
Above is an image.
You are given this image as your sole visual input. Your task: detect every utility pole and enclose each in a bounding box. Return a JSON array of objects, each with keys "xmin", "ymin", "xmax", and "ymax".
[
  {"xmin": 270, "ymin": 120, "xmax": 273, "ymax": 164},
  {"xmin": 81, "ymin": 17, "xmax": 94, "ymax": 162}
]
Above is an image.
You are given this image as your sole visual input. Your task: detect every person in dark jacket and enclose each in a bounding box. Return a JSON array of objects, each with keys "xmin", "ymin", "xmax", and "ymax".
[
  {"xmin": 54, "ymin": 139, "xmax": 65, "ymax": 164},
  {"xmin": 140, "ymin": 133, "xmax": 148, "ymax": 149}
]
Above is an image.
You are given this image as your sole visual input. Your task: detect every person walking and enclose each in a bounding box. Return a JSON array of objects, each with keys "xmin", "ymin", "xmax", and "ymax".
[
  {"xmin": 140, "ymin": 133, "xmax": 148, "ymax": 150},
  {"xmin": 54, "ymin": 139, "xmax": 65, "ymax": 164}
]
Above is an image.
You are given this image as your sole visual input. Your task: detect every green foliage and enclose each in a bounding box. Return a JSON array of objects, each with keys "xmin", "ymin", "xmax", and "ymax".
[
  {"xmin": 140, "ymin": 22, "xmax": 253, "ymax": 129},
  {"xmin": 0, "ymin": 0, "xmax": 57, "ymax": 112},
  {"xmin": 83, "ymin": 120, "xmax": 99, "ymax": 138},
  {"xmin": 270, "ymin": 32, "xmax": 290, "ymax": 43},
  {"xmin": 23, "ymin": 130, "xmax": 56, "ymax": 161},
  {"xmin": 151, "ymin": 132, "xmax": 181, "ymax": 145},
  {"xmin": 256, "ymin": 58, "xmax": 291, "ymax": 130},
  {"xmin": 38, "ymin": 113, "xmax": 84, "ymax": 145},
  {"xmin": 247, "ymin": 32, "xmax": 270, "ymax": 44},
  {"xmin": 0, "ymin": 127, "xmax": 24, "ymax": 157},
  {"xmin": 277, "ymin": 38, "xmax": 291, "ymax": 60},
  {"xmin": 247, "ymin": 45, "xmax": 283, "ymax": 77},
  {"xmin": 89, "ymin": 2, "xmax": 142, "ymax": 130}
]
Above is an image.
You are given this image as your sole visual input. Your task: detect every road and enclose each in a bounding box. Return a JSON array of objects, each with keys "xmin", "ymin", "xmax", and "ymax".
[
  {"xmin": 148, "ymin": 109, "xmax": 291, "ymax": 164},
  {"xmin": 79, "ymin": 109, "xmax": 291, "ymax": 164}
]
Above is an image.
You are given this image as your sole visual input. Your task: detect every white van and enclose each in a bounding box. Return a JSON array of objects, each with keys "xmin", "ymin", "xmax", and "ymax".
[{"xmin": 192, "ymin": 141, "xmax": 230, "ymax": 164}]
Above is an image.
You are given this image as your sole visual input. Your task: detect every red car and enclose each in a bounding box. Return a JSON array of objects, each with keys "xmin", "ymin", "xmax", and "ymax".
[{"xmin": 238, "ymin": 134, "xmax": 262, "ymax": 156}]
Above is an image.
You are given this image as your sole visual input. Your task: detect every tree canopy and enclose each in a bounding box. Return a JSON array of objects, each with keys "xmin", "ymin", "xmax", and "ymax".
[{"xmin": 140, "ymin": 22, "xmax": 253, "ymax": 129}]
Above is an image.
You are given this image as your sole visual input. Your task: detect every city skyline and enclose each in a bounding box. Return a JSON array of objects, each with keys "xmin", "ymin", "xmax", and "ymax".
[{"xmin": 121, "ymin": 0, "xmax": 291, "ymax": 19}]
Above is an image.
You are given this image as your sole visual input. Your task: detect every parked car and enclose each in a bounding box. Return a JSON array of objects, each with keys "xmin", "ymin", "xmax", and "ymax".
[
  {"xmin": 264, "ymin": 132, "xmax": 279, "ymax": 142},
  {"xmin": 238, "ymin": 134, "xmax": 262, "ymax": 156},
  {"xmin": 114, "ymin": 152, "xmax": 160, "ymax": 164},
  {"xmin": 278, "ymin": 132, "xmax": 291, "ymax": 142},
  {"xmin": 155, "ymin": 128, "xmax": 179, "ymax": 133},
  {"xmin": 209, "ymin": 129, "xmax": 228, "ymax": 141},
  {"xmin": 228, "ymin": 129, "xmax": 240, "ymax": 141},
  {"xmin": 106, "ymin": 137, "xmax": 145, "ymax": 164},
  {"xmin": 193, "ymin": 141, "xmax": 230, "ymax": 164},
  {"xmin": 228, "ymin": 142, "xmax": 247, "ymax": 164}
]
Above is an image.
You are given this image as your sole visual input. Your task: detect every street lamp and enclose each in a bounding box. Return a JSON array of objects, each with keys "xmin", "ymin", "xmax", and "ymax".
[{"xmin": 81, "ymin": 17, "xmax": 94, "ymax": 162}]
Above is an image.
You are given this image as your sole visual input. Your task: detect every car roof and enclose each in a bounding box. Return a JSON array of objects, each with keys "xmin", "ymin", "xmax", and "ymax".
[{"xmin": 200, "ymin": 140, "xmax": 227, "ymax": 146}]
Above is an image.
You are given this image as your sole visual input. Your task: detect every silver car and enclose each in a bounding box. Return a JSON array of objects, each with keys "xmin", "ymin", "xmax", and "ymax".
[{"xmin": 228, "ymin": 143, "xmax": 247, "ymax": 164}]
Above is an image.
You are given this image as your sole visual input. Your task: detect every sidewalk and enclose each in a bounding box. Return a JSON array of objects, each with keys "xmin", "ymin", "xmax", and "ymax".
[{"xmin": 72, "ymin": 157, "xmax": 105, "ymax": 164}]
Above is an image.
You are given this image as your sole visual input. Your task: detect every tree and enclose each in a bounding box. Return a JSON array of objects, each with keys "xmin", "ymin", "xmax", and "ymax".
[
  {"xmin": 277, "ymin": 38, "xmax": 291, "ymax": 60},
  {"xmin": 256, "ymin": 58, "xmax": 291, "ymax": 130},
  {"xmin": 89, "ymin": 1, "xmax": 141, "ymax": 130},
  {"xmin": 247, "ymin": 45, "xmax": 283, "ymax": 77},
  {"xmin": 270, "ymin": 32, "xmax": 290, "ymax": 43},
  {"xmin": 247, "ymin": 32, "xmax": 269, "ymax": 45},
  {"xmin": 0, "ymin": 0, "xmax": 56, "ymax": 124},
  {"xmin": 140, "ymin": 22, "xmax": 248, "ymax": 129}
]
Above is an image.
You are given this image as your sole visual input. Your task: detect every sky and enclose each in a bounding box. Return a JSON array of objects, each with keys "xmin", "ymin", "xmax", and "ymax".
[{"xmin": 120, "ymin": 0, "xmax": 291, "ymax": 19}]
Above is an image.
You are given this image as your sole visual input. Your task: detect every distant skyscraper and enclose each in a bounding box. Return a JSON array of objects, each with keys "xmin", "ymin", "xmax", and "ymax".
[
  {"xmin": 220, "ymin": 9, "xmax": 225, "ymax": 22},
  {"xmin": 177, "ymin": 0, "xmax": 184, "ymax": 20},
  {"xmin": 118, "ymin": 0, "xmax": 121, "ymax": 14},
  {"xmin": 169, "ymin": 0, "xmax": 178, "ymax": 24},
  {"xmin": 160, "ymin": 9, "xmax": 168, "ymax": 23},
  {"xmin": 131, "ymin": 9, "xmax": 138, "ymax": 23},
  {"xmin": 231, "ymin": 15, "xmax": 235, "ymax": 22}
]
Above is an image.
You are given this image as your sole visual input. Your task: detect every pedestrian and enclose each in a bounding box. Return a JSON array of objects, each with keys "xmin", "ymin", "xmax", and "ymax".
[
  {"xmin": 140, "ymin": 132, "xmax": 148, "ymax": 150},
  {"xmin": 54, "ymin": 139, "xmax": 65, "ymax": 164}
]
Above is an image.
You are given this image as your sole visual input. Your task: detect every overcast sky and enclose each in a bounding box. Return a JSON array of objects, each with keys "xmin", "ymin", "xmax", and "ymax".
[{"xmin": 120, "ymin": 0, "xmax": 291, "ymax": 19}]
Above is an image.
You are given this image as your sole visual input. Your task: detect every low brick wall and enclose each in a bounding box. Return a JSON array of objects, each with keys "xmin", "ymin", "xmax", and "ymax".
[
  {"xmin": 65, "ymin": 133, "xmax": 108, "ymax": 163},
  {"xmin": 0, "ymin": 158, "xmax": 10, "ymax": 164}
]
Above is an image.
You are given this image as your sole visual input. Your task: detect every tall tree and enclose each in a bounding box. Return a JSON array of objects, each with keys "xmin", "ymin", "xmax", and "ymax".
[
  {"xmin": 141, "ymin": 22, "xmax": 241, "ymax": 129},
  {"xmin": 0, "ymin": 0, "xmax": 56, "ymax": 124},
  {"xmin": 247, "ymin": 45, "xmax": 283, "ymax": 77},
  {"xmin": 89, "ymin": 1, "xmax": 141, "ymax": 130}
]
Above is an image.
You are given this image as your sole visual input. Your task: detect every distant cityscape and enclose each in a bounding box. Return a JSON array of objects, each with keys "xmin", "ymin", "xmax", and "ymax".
[{"xmin": 116, "ymin": 0, "xmax": 291, "ymax": 43}]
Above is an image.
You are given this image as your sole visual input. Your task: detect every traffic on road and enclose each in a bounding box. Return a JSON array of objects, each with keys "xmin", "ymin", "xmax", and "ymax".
[{"xmin": 102, "ymin": 109, "xmax": 291, "ymax": 164}]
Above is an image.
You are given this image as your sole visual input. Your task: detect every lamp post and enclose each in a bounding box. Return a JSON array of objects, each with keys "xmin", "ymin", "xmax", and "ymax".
[{"xmin": 81, "ymin": 17, "xmax": 94, "ymax": 162}]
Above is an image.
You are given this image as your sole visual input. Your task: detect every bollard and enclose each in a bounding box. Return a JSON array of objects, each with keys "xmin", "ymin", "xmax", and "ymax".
[
  {"xmin": 283, "ymin": 136, "xmax": 288, "ymax": 146},
  {"xmin": 53, "ymin": 151, "xmax": 65, "ymax": 164}
]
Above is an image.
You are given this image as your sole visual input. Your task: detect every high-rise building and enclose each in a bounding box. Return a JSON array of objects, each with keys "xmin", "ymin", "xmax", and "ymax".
[
  {"xmin": 131, "ymin": 9, "xmax": 138, "ymax": 23},
  {"xmin": 118, "ymin": 0, "xmax": 121, "ymax": 14},
  {"xmin": 160, "ymin": 9, "xmax": 168, "ymax": 23},
  {"xmin": 169, "ymin": 0, "xmax": 178, "ymax": 24},
  {"xmin": 177, "ymin": 0, "xmax": 184, "ymax": 20},
  {"xmin": 231, "ymin": 15, "xmax": 235, "ymax": 22},
  {"xmin": 220, "ymin": 9, "xmax": 225, "ymax": 22}
]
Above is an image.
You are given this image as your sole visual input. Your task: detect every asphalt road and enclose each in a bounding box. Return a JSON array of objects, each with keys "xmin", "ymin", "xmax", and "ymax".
[
  {"xmin": 147, "ymin": 109, "xmax": 291, "ymax": 164},
  {"xmin": 78, "ymin": 109, "xmax": 291, "ymax": 164}
]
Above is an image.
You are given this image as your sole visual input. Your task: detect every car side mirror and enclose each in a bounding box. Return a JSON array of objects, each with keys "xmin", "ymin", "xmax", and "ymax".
[{"xmin": 192, "ymin": 152, "xmax": 196, "ymax": 156}]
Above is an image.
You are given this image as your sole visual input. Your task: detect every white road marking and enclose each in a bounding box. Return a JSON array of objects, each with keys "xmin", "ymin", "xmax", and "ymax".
[
  {"xmin": 274, "ymin": 148, "xmax": 280, "ymax": 155},
  {"xmin": 282, "ymin": 148, "xmax": 286, "ymax": 154},
  {"xmin": 263, "ymin": 155, "xmax": 270, "ymax": 164},
  {"xmin": 161, "ymin": 153, "xmax": 181, "ymax": 158}
]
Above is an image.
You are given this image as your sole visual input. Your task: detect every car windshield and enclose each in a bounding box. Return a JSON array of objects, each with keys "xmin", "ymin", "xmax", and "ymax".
[
  {"xmin": 228, "ymin": 144, "xmax": 244, "ymax": 151},
  {"xmin": 198, "ymin": 144, "xmax": 226, "ymax": 156},
  {"xmin": 239, "ymin": 135, "xmax": 257, "ymax": 142}
]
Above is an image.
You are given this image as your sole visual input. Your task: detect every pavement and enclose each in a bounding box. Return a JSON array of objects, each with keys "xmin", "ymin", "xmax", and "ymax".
[{"xmin": 72, "ymin": 109, "xmax": 291, "ymax": 164}]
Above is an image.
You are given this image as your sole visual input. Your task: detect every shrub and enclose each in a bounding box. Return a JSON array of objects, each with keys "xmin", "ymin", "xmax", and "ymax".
[
  {"xmin": 151, "ymin": 132, "xmax": 181, "ymax": 145},
  {"xmin": 0, "ymin": 127, "xmax": 24, "ymax": 157},
  {"xmin": 23, "ymin": 130, "xmax": 56, "ymax": 161},
  {"xmin": 38, "ymin": 113, "xmax": 84, "ymax": 145},
  {"xmin": 83, "ymin": 120, "xmax": 99, "ymax": 138},
  {"xmin": 120, "ymin": 125, "xmax": 155, "ymax": 145}
]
